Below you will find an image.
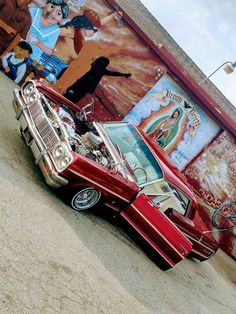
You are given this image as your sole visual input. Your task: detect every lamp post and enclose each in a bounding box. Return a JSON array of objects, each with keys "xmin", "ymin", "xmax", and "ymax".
[{"xmin": 199, "ymin": 60, "xmax": 236, "ymax": 85}]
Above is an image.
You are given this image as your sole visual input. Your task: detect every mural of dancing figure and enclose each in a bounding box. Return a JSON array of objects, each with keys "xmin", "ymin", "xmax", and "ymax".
[
  {"xmin": 53, "ymin": 9, "xmax": 122, "ymax": 93},
  {"xmin": 64, "ymin": 56, "xmax": 131, "ymax": 104}
]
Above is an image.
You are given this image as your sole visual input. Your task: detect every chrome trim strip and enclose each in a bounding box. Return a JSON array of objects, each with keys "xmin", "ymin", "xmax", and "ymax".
[
  {"xmin": 130, "ymin": 203, "xmax": 186, "ymax": 259},
  {"xmin": 191, "ymin": 248, "xmax": 214, "ymax": 259},
  {"xmin": 121, "ymin": 213, "xmax": 174, "ymax": 267},
  {"xmin": 152, "ymin": 203, "xmax": 194, "ymax": 239},
  {"xmin": 181, "ymin": 231, "xmax": 215, "ymax": 253},
  {"xmin": 69, "ymin": 171, "xmax": 175, "ymax": 267},
  {"xmin": 68, "ymin": 169, "xmax": 131, "ymax": 202}
]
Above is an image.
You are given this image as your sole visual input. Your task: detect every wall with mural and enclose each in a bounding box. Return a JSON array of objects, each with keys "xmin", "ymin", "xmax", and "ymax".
[
  {"xmin": 124, "ymin": 74, "xmax": 220, "ymax": 170},
  {"xmin": 0, "ymin": 0, "xmax": 165, "ymax": 120},
  {"xmin": 0, "ymin": 0, "xmax": 235, "ymax": 259},
  {"xmin": 184, "ymin": 131, "xmax": 236, "ymax": 258}
]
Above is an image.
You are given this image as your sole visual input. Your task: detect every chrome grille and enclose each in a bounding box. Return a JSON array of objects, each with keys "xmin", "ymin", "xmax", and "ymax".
[{"xmin": 29, "ymin": 101, "xmax": 59, "ymax": 149}]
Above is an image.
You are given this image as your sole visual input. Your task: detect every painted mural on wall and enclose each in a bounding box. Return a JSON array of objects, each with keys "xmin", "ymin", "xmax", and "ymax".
[
  {"xmin": 1, "ymin": 0, "xmax": 235, "ymax": 259},
  {"xmin": 184, "ymin": 131, "xmax": 236, "ymax": 259},
  {"xmin": 184, "ymin": 131, "xmax": 236, "ymax": 204},
  {"xmin": 124, "ymin": 74, "xmax": 220, "ymax": 170},
  {"xmin": 0, "ymin": 0, "xmax": 166, "ymax": 121}
]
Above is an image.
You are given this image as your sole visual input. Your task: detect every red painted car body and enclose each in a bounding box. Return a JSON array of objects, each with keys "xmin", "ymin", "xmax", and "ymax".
[{"xmin": 12, "ymin": 80, "xmax": 218, "ymax": 269}]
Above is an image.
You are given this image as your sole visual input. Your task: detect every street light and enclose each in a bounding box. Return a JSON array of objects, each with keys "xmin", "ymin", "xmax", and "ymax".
[{"xmin": 199, "ymin": 60, "xmax": 236, "ymax": 85}]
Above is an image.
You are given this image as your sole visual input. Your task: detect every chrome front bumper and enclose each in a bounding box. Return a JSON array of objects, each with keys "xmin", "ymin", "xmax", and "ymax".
[{"xmin": 13, "ymin": 88, "xmax": 68, "ymax": 188}]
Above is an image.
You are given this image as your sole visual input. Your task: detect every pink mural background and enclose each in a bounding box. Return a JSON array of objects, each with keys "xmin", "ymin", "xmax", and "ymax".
[{"xmin": 184, "ymin": 131, "xmax": 236, "ymax": 260}]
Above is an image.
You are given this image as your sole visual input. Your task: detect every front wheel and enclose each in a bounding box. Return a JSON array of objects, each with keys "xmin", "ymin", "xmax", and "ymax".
[{"xmin": 70, "ymin": 187, "xmax": 101, "ymax": 211}]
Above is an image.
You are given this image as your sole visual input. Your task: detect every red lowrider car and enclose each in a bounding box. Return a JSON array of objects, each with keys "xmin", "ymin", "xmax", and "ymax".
[{"xmin": 12, "ymin": 80, "xmax": 219, "ymax": 269}]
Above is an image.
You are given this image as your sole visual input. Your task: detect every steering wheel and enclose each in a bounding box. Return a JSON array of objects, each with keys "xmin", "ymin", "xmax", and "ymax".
[{"xmin": 133, "ymin": 167, "xmax": 148, "ymax": 183}]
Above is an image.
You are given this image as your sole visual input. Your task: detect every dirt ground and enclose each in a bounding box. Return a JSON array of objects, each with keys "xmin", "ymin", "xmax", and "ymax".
[{"xmin": 0, "ymin": 72, "xmax": 235, "ymax": 313}]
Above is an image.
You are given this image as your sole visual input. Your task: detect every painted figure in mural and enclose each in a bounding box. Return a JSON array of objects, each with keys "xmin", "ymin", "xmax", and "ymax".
[
  {"xmin": 55, "ymin": 9, "xmax": 121, "ymax": 64},
  {"xmin": 26, "ymin": 0, "xmax": 69, "ymax": 62},
  {"xmin": 51, "ymin": 9, "xmax": 102, "ymax": 77},
  {"xmin": 28, "ymin": 8, "xmax": 105, "ymax": 81},
  {"xmin": 2, "ymin": 41, "xmax": 33, "ymax": 83},
  {"xmin": 53, "ymin": 10, "xmax": 123, "ymax": 94},
  {"xmin": 184, "ymin": 123, "xmax": 197, "ymax": 143},
  {"xmin": 0, "ymin": 0, "xmax": 32, "ymax": 55},
  {"xmin": 64, "ymin": 56, "xmax": 131, "ymax": 104},
  {"xmin": 148, "ymin": 107, "xmax": 183, "ymax": 148}
]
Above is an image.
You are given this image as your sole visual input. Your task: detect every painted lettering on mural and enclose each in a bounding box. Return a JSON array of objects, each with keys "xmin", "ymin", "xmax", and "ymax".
[{"xmin": 124, "ymin": 74, "xmax": 219, "ymax": 169}]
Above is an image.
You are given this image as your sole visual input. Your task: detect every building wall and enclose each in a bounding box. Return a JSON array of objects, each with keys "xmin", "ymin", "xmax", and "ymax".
[
  {"xmin": 0, "ymin": 0, "xmax": 235, "ymax": 259},
  {"xmin": 113, "ymin": 0, "xmax": 236, "ymax": 123},
  {"xmin": 111, "ymin": 0, "xmax": 236, "ymax": 260}
]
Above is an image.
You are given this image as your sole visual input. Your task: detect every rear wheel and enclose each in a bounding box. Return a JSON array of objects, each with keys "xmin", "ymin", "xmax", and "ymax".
[{"xmin": 70, "ymin": 187, "xmax": 101, "ymax": 211}]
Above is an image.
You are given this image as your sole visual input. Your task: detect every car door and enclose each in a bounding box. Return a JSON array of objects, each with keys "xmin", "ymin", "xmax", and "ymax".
[
  {"xmin": 165, "ymin": 208, "xmax": 218, "ymax": 260},
  {"xmin": 120, "ymin": 193, "xmax": 192, "ymax": 268}
]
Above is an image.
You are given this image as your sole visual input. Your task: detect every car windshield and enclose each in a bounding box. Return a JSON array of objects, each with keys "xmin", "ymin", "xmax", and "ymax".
[{"xmin": 103, "ymin": 122, "xmax": 163, "ymax": 185}]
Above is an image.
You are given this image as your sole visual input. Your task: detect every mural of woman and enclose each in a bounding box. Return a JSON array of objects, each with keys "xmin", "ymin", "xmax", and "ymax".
[
  {"xmin": 54, "ymin": 10, "xmax": 102, "ymax": 65},
  {"xmin": 55, "ymin": 10, "xmax": 121, "ymax": 64},
  {"xmin": 26, "ymin": 0, "xmax": 69, "ymax": 62},
  {"xmin": 148, "ymin": 107, "xmax": 183, "ymax": 148},
  {"xmin": 53, "ymin": 9, "xmax": 122, "ymax": 93}
]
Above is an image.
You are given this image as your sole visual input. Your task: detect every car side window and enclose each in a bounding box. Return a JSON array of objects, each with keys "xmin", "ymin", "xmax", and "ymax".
[
  {"xmin": 144, "ymin": 181, "xmax": 188, "ymax": 216},
  {"xmin": 170, "ymin": 186, "xmax": 190, "ymax": 215}
]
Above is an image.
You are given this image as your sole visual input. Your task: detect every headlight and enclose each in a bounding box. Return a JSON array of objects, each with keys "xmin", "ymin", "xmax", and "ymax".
[
  {"xmin": 28, "ymin": 92, "xmax": 38, "ymax": 104},
  {"xmin": 53, "ymin": 145, "xmax": 65, "ymax": 158},
  {"xmin": 59, "ymin": 156, "xmax": 71, "ymax": 168},
  {"xmin": 23, "ymin": 83, "xmax": 35, "ymax": 96}
]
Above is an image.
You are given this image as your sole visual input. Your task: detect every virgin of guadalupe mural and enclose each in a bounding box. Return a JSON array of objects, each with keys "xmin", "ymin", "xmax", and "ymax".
[
  {"xmin": 124, "ymin": 74, "xmax": 220, "ymax": 170},
  {"xmin": 147, "ymin": 107, "xmax": 183, "ymax": 148}
]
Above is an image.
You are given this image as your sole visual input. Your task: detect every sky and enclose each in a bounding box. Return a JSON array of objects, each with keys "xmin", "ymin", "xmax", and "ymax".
[{"xmin": 139, "ymin": 0, "xmax": 236, "ymax": 106}]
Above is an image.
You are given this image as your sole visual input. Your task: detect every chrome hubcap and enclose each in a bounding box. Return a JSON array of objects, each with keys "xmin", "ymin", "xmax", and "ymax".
[{"xmin": 72, "ymin": 188, "xmax": 101, "ymax": 210}]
